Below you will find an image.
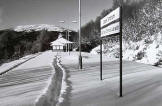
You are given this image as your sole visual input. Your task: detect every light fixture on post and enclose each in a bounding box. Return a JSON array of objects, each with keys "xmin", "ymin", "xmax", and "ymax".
[
  {"xmin": 58, "ymin": 20, "xmax": 65, "ymax": 32},
  {"xmin": 72, "ymin": 21, "xmax": 77, "ymax": 23}
]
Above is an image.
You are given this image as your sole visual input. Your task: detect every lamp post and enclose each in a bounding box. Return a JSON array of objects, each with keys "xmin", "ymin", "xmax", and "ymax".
[
  {"xmin": 78, "ymin": 0, "xmax": 82, "ymax": 69},
  {"xmin": 68, "ymin": 20, "xmax": 77, "ymax": 55},
  {"xmin": 71, "ymin": 20, "xmax": 77, "ymax": 54},
  {"xmin": 59, "ymin": 20, "xmax": 77, "ymax": 54}
]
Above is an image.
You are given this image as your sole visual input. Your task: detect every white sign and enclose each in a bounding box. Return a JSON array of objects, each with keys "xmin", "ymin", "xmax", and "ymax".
[
  {"xmin": 100, "ymin": 7, "xmax": 120, "ymax": 28},
  {"xmin": 101, "ymin": 22, "xmax": 120, "ymax": 37}
]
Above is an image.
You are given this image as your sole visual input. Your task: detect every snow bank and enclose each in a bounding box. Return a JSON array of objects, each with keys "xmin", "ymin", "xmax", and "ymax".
[
  {"xmin": 35, "ymin": 58, "xmax": 60, "ymax": 106},
  {"xmin": 35, "ymin": 53, "xmax": 68, "ymax": 106},
  {"xmin": 91, "ymin": 42, "xmax": 120, "ymax": 59},
  {"xmin": 91, "ymin": 45, "xmax": 104, "ymax": 54},
  {"xmin": 56, "ymin": 56, "xmax": 68, "ymax": 105}
]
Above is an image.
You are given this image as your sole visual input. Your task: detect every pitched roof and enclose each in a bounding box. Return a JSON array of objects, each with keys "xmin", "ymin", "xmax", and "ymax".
[{"xmin": 50, "ymin": 33, "xmax": 74, "ymax": 46}]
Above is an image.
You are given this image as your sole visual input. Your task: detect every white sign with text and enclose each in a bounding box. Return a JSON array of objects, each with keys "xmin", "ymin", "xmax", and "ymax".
[
  {"xmin": 100, "ymin": 7, "xmax": 120, "ymax": 28},
  {"xmin": 101, "ymin": 22, "xmax": 120, "ymax": 37}
]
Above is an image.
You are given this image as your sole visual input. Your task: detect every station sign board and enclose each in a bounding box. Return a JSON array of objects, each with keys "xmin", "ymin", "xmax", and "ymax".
[{"xmin": 100, "ymin": 7, "xmax": 120, "ymax": 28}]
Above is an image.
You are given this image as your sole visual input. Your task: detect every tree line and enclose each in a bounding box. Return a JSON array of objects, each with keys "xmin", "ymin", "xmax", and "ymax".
[{"xmin": 0, "ymin": 29, "xmax": 77, "ymax": 64}]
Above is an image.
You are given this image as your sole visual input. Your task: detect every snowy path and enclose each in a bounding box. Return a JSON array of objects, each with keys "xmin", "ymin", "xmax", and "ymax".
[
  {"xmin": 0, "ymin": 51, "xmax": 56, "ymax": 106},
  {"xmin": 60, "ymin": 52, "xmax": 162, "ymax": 106}
]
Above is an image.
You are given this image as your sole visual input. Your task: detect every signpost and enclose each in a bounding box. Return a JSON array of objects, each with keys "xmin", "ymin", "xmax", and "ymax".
[
  {"xmin": 100, "ymin": 40, "xmax": 102, "ymax": 80},
  {"xmin": 100, "ymin": 7, "xmax": 123, "ymax": 97}
]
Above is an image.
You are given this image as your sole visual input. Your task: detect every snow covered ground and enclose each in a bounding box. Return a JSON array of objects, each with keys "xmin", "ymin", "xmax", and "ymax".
[
  {"xmin": 60, "ymin": 52, "xmax": 162, "ymax": 106},
  {"xmin": 61, "ymin": 52, "xmax": 117, "ymax": 68},
  {"xmin": 1, "ymin": 51, "xmax": 162, "ymax": 106},
  {"xmin": 0, "ymin": 50, "xmax": 56, "ymax": 106}
]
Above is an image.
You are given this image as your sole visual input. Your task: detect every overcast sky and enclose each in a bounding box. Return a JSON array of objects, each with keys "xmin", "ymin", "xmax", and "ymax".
[{"xmin": 0, "ymin": 0, "xmax": 113, "ymax": 30}]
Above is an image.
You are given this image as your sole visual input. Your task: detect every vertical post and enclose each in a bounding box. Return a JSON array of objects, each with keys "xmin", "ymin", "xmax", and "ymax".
[
  {"xmin": 79, "ymin": 0, "xmax": 82, "ymax": 69},
  {"xmin": 100, "ymin": 40, "xmax": 103, "ymax": 80},
  {"xmin": 119, "ymin": 6, "xmax": 123, "ymax": 97},
  {"xmin": 68, "ymin": 30, "xmax": 70, "ymax": 55}
]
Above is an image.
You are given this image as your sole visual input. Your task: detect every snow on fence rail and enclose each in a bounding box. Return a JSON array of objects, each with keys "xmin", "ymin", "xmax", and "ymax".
[{"xmin": 0, "ymin": 53, "xmax": 41, "ymax": 75}]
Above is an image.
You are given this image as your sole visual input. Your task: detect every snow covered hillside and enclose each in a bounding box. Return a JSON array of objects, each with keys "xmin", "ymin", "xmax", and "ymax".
[
  {"xmin": 91, "ymin": 32, "xmax": 162, "ymax": 66},
  {"xmin": 123, "ymin": 32, "xmax": 162, "ymax": 65}
]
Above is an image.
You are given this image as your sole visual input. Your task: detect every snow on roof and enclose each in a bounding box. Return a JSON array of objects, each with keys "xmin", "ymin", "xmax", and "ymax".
[
  {"xmin": 51, "ymin": 41, "xmax": 65, "ymax": 46},
  {"xmin": 51, "ymin": 33, "xmax": 74, "ymax": 46},
  {"xmin": 55, "ymin": 37, "xmax": 73, "ymax": 44}
]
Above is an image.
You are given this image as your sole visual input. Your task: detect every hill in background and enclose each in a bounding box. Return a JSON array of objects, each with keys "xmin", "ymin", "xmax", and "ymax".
[
  {"xmin": 89, "ymin": 0, "xmax": 162, "ymax": 66},
  {"xmin": 0, "ymin": 24, "xmax": 78, "ymax": 64}
]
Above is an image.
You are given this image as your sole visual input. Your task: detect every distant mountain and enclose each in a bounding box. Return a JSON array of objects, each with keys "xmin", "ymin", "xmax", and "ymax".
[
  {"xmin": 124, "ymin": 0, "xmax": 144, "ymax": 4},
  {"xmin": 14, "ymin": 24, "xmax": 65, "ymax": 32}
]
